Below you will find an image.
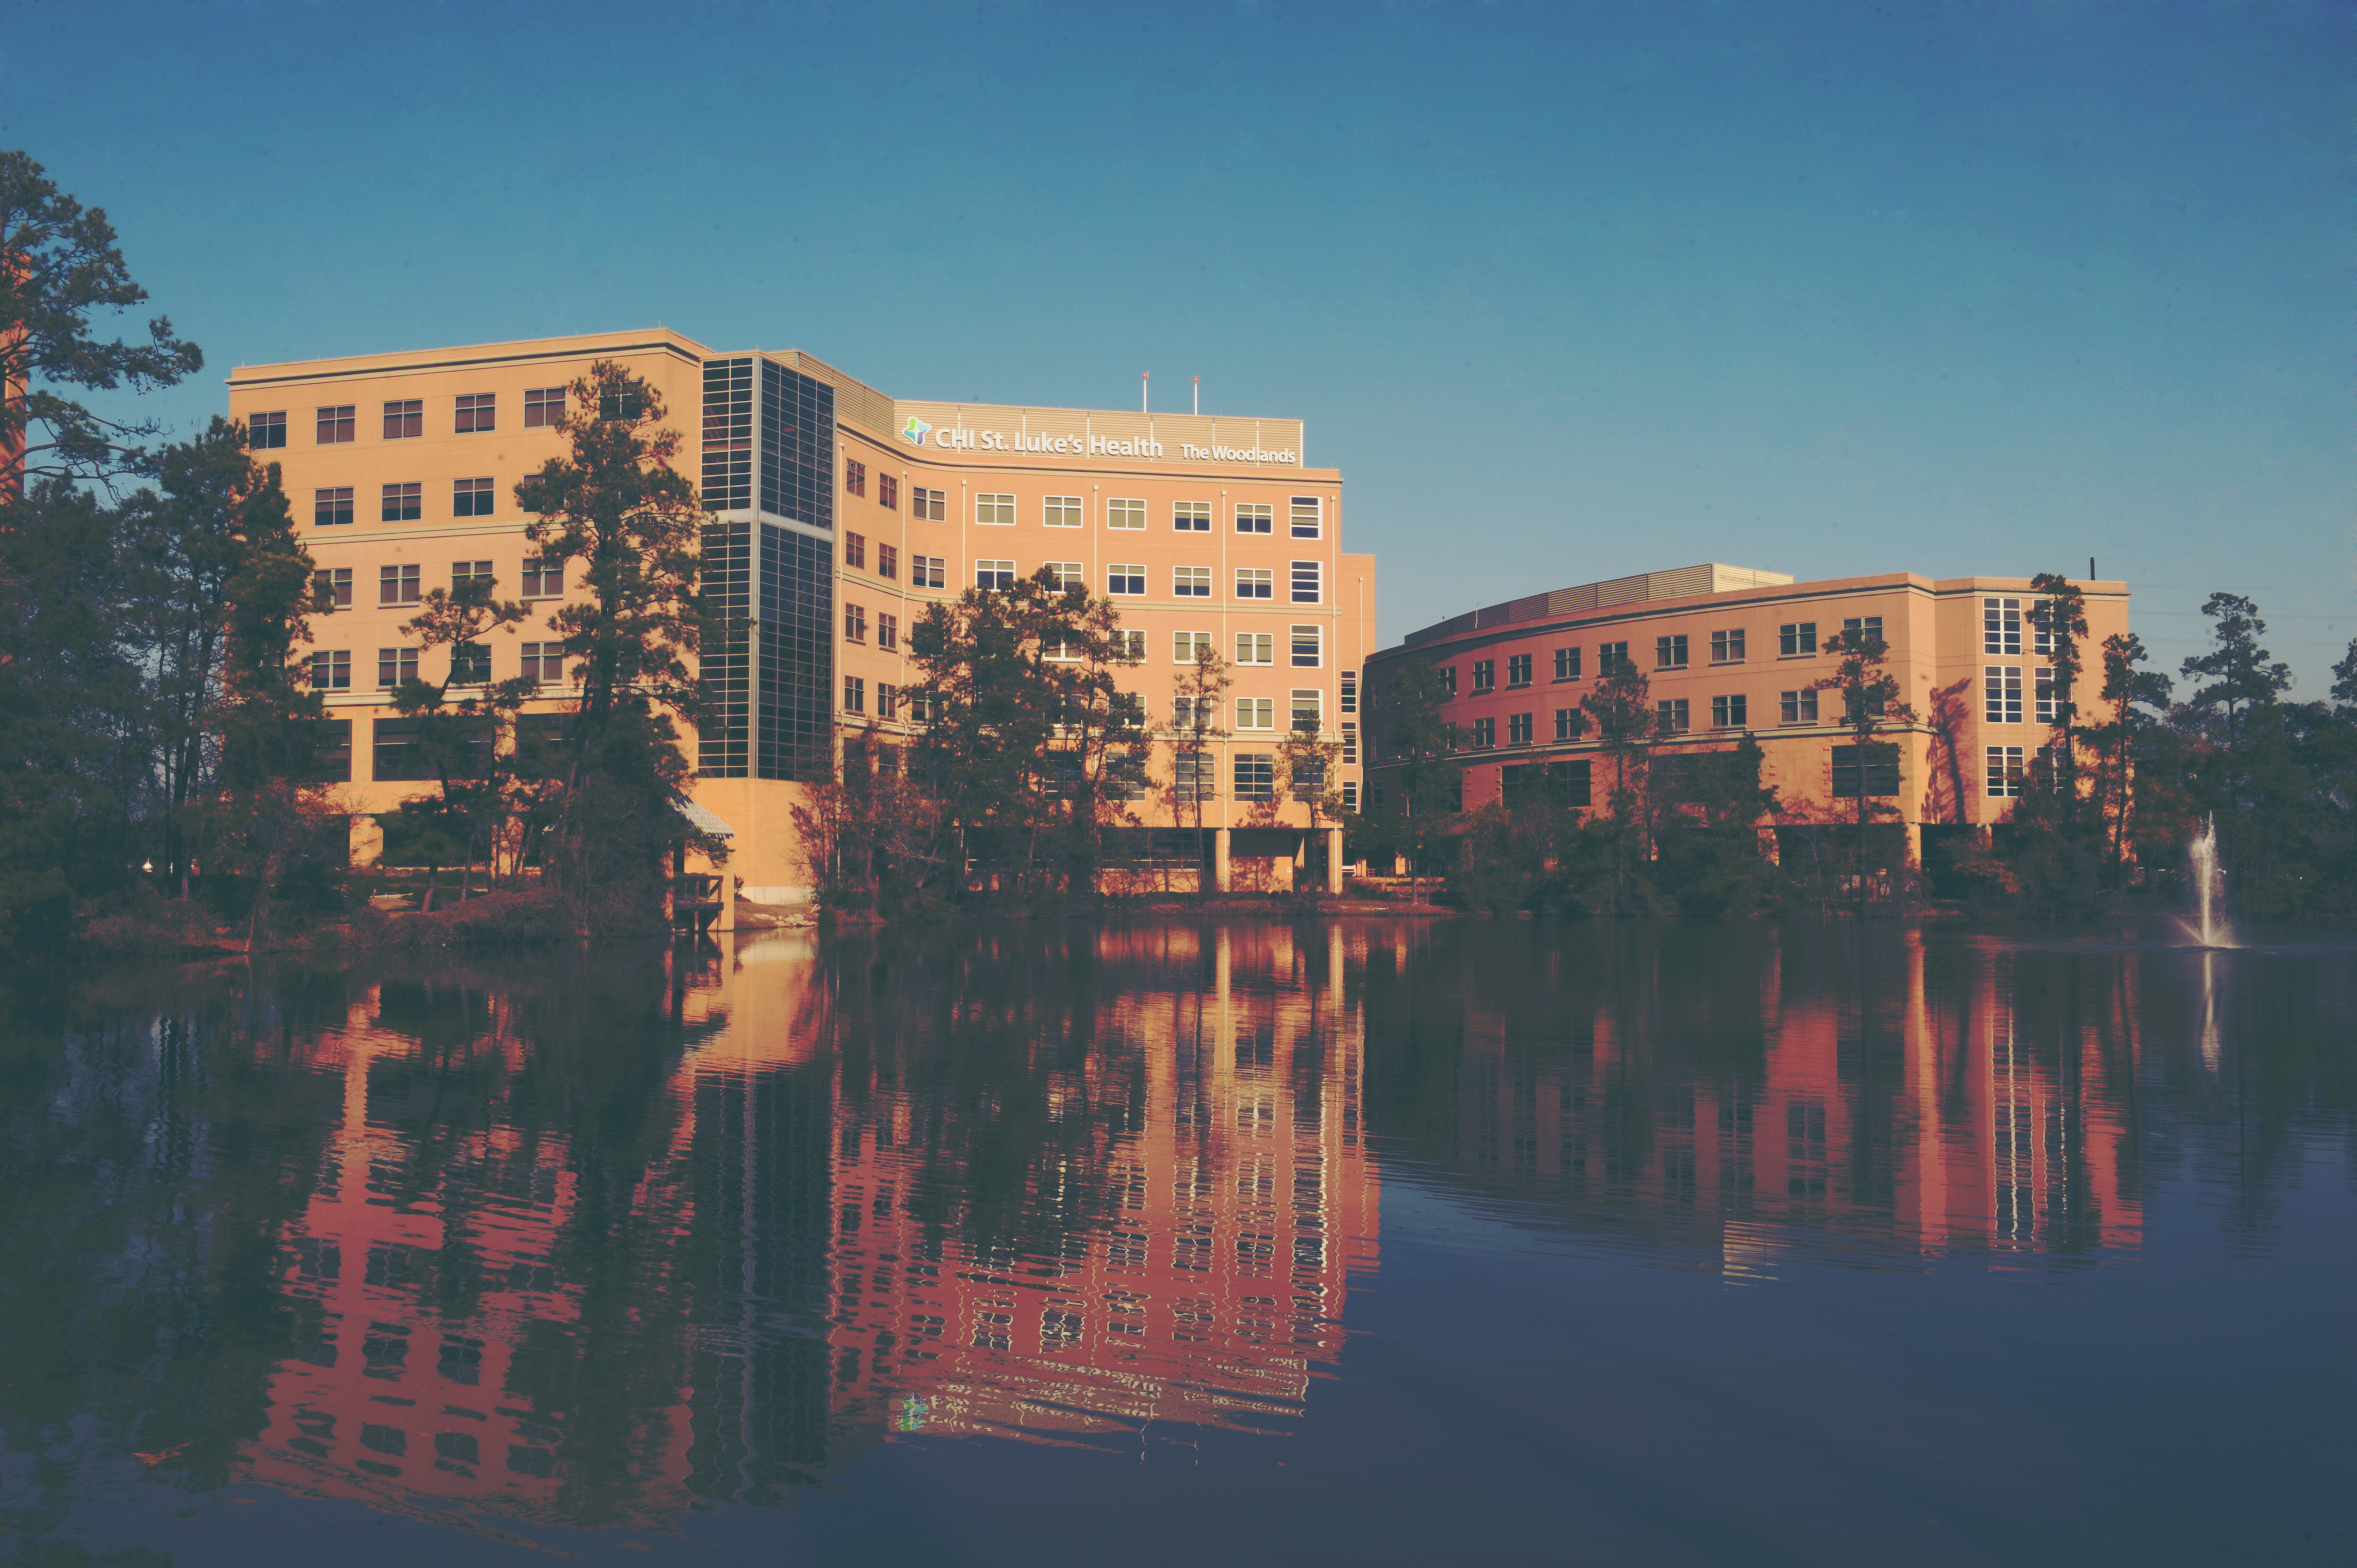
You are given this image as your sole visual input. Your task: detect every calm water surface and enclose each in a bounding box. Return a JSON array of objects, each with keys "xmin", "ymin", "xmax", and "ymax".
[{"xmin": 2, "ymin": 921, "xmax": 2350, "ymax": 1566}]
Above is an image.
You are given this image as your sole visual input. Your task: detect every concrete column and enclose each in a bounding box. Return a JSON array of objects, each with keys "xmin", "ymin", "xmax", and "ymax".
[
  {"xmin": 1325, "ymin": 827, "xmax": 1344, "ymax": 895},
  {"xmin": 1213, "ymin": 828, "xmax": 1232, "ymax": 894}
]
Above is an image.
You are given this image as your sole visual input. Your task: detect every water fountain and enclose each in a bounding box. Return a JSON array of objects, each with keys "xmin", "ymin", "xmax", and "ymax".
[{"xmin": 2181, "ymin": 813, "xmax": 2236, "ymax": 948}]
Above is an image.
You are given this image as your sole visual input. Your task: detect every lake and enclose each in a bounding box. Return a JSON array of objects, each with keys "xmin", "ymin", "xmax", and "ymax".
[{"xmin": 2, "ymin": 919, "xmax": 2350, "ymax": 1566}]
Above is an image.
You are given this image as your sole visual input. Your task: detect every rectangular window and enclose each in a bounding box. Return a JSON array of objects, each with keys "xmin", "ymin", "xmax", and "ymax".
[
  {"xmin": 381, "ymin": 482, "xmax": 420, "ymax": 522},
  {"xmin": 1711, "ymin": 628, "xmax": 1746, "ymax": 664},
  {"xmin": 879, "ymin": 474, "xmax": 898, "ymax": 510},
  {"xmin": 1044, "ymin": 561, "xmax": 1083, "ymax": 592},
  {"xmin": 1041, "ymin": 632, "xmax": 1082, "ymax": 662},
  {"xmin": 1779, "ymin": 622, "xmax": 1818, "ymax": 657},
  {"xmin": 1175, "ymin": 750, "xmax": 1217, "ymax": 802},
  {"xmin": 313, "ymin": 568, "xmax": 352, "ymax": 610},
  {"xmin": 1107, "ymin": 498, "xmax": 1146, "ymax": 530},
  {"xmin": 1597, "ymin": 641, "xmax": 1629, "ymax": 677},
  {"xmin": 1291, "ymin": 689, "xmax": 1322, "ymax": 733},
  {"xmin": 1553, "ymin": 646, "xmax": 1582, "ymax": 682},
  {"xmin": 1108, "ymin": 563, "xmax": 1146, "ymax": 595},
  {"xmin": 1440, "ymin": 664, "xmax": 1457, "ymax": 697},
  {"xmin": 1984, "ymin": 597, "xmax": 2021, "ymax": 655},
  {"xmin": 1344, "ymin": 780, "xmax": 1359, "ymax": 811},
  {"xmin": 845, "ymin": 458, "xmax": 867, "ymax": 497},
  {"xmin": 1985, "ymin": 665, "xmax": 2023, "ymax": 724},
  {"xmin": 845, "ymin": 532, "xmax": 866, "ymax": 569},
  {"xmin": 912, "ymin": 487, "xmax": 946, "ymax": 521},
  {"xmin": 316, "ymin": 404, "xmax": 354, "ymax": 444},
  {"xmin": 519, "ymin": 642, "xmax": 561, "ymax": 684},
  {"xmin": 1043, "ymin": 494, "xmax": 1083, "ymax": 528},
  {"xmin": 382, "ymin": 399, "xmax": 422, "ymax": 439},
  {"xmin": 878, "ymin": 612, "xmax": 898, "ymax": 651},
  {"xmin": 1289, "ymin": 560, "xmax": 1321, "ymax": 604},
  {"xmin": 521, "ymin": 556, "xmax": 561, "ymax": 598},
  {"xmin": 878, "ymin": 543, "xmax": 898, "ymax": 580},
  {"xmin": 1174, "ymin": 695, "xmax": 1214, "ymax": 730},
  {"xmin": 1842, "ymin": 615, "xmax": 1884, "ymax": 647},
  {"xmin": 1507, "ymin": 712, "xmax": 1532, "ymax": 746},
  {"xmin": 1174, "ymin": 501, "xmax": 1211, "ymax": 532},
  {"xmin": 1236, "ymin": 568, "xmax": 1273, "ymax": 600},
  {"xmin": 1290, "ymin": 625, "xmax": 1322, "ymax": 668},
  {"xmin": 523, "ymin": 386, "xmax": 565, "ymax": 427},
  {"xmin": 1237, "ymin": 697, "xmax": 1274, "ymax": 731},
  {"xmin": 1342, "ymin": 722, "xmax": 1358, "ymax": 764},
  {"xmin": 1986, "ymin": 745, "xmax": 2026, "ymax": 797},
  {"xmin": 843, "ymin": 675, "xmax": 865, "ymax": 713},
  {"xmin": 975, "ymin": 559, "xmax": 1015, "ymax": 590},
  {"xmin": 1507, "ymin": 653, "xmax": 1532, "ymax": 687},
  {"xmin": 975, "ymin": 493, "xmax": 1015, "ymax": 526},
  {"xmin": 248, "ymin": 410, "xmax": 287, "ymax": 449},
  {"xmin": 1471, "ymin": 659, "xmax": 1495, "ymax": 693},
  {"xmin": 454, "ymin": 477, "xmax": 494, "ymax": 517},
  {"xmin": 1289, "ymin": 497, "xmax": 1322, "ymax": 538},
  {"xmin": 845, "ymin": 602, "xmax": 867, "ymax": 642},
  {"xmin": 1234, "ymin": 752, "xmax": 1275, "ymax": 800},
  {"xmin": 313, "ymin": 487, "xmax": 353, "ymax": 527},
  {"xmin": 1656, "ymin": 634, "xmax": 1689, "ymax": 669},
  {"xmin": 2032, "ymin": 602, "xmax": 2055, "ymax": 656},
  {"xmin": 1236, "ymin": 632, "xmax": 1274, "ymax": 666},
  {"xmin": 1236, "ymin": 503, "xmax": 1272, "ymax": 534},
  {"xmin": 1340, "ymin": 670, "xmax": 1357, "ymax": 713},
  {"xmin": 379, "ymin": 564, "xmax": 420, "ymax": 606},
  {"xmin": 376, "ymin": 646, "xmax": 418, "ymax": 688},
  {"xmin": 877, "ymin": 683, "xmax": 898, "ymax": 719},
  {"xmin": 1176, "ymin": 566, "xmax": 1212, "ymax": 597},
  {"xmin": 1780, "ymin": 688, "xmax": 1818, "ymax": 724},
  {"xmin": 2035, "ymin": 669, "xmax": 2058, "ymax": 724},
  {"xmin": 449, "ymin": 642, "xmax": 490, "ymax": 686},
  {"xmin": 1554, "ymin": 707, "xmax": 1584, "ymax": 740},
  {"xmin": 451, "ymin": 559, "xmax": 492, "ymax": 590},
  {"xmin": 913, "ymin": 554, "xmax": 945, "ymax": 589},
  {"xmin": 1712, "ymin": 693, "xmax": 1748, "ymax": 729},
  {"xmin": 1471, "ymin": 716, "xmax": 1496, "ymax": 749},
  {"xmin": 1656, "ymin": 698, "xmax": 1690, "ymax": 733},
  {"xmin": 1174, "ymin": 631, "xmax": 1213, "ymax": 664},
  {"xmin": 1833, "ymin": 743, "xmax": 1901, "ymax": 798},
  {"xmin": 1113, "ymin": 630, "xmax": 1145, "ymax": 662},
  {"xmin": 455, "ymin": 393, "xmax": 495, "ymax": 433},
  {"xmin": 308, "ymin": 649, "xmax": 351, "ymax": 690}
]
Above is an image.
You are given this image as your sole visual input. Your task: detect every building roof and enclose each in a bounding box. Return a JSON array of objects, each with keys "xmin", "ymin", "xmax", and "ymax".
[{"xmin": 1402, "ymin": 564, "xmax": 1793, "ymax": 648}]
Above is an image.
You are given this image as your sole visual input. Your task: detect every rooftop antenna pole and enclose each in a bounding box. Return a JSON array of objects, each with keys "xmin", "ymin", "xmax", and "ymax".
[
  {"xmin": 1141, "ymin": 372, "xmax": 1149, "ymax": 414},
  {"xmin": 1193, "ymin": 375, "xmax": 1200, "ymax": 415}
]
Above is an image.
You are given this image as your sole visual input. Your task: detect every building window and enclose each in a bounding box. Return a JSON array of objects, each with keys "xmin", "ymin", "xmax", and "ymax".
[
  {"xmin": 1107, "ymin": 498, "xmax": 1146, "ymax": 530},
  {"xmin": 313, "ymin": 568, "xmax": 352, "ymax": 610},
  {"xmin": 1290, "ymin": 497, "xmax": 1322, "ymax": 538},
  {"xmin": 878, "ymin": 612, "xmax": 898, "ymax": 651},
  {"xmin": 452, "ymin": 559, "xmax": 492, "ymax": 590},
  {"xmin": 598, "ymin": 386, "xmax": 643, "ymax": 420},
  {"xmin": 520, "ymin": 642, "xmax": 561, "ymax": 684},
  {"xmin": 1711, "ymin": 628, "xmax": 1746, "ymax": 663},
  {"xmin": 1290, "ymin": 689, "xmax": 1324, "ymax": 735},
  {"xmin": 376, "ymin": 646, "xmax": 418, "ymax": 688},
  {"xmin": 1289, "ymin": 560, "xmax": 1321, "ymax": 604},
  {"xmin": 1833, "ymin": 743, "xmax": 1901, "ymax": 798},
  {"xmin": 845, "ymin": 532, "xmax": 866, "ymax": 569},
  {"xmin": 1174, "ymin": 631, "xmax": 1213, "ymax": 664},
  {"xmin": 975, "ymin": 493, "xmax": 1015, "ymax": 526},
  {"xmin": 248, "ymin": 410, "xmax": 286, "ymax": 449},
  {"xmin": 316, "ymin": 404, "xmax": 355, "ymax": 443},
  {"xmin": 913, "ymin": 486, "xmax": 946, "ymax": 521},
  {"xmin": 1291, "ymin": 625, "xmax": 1322, "ymax": 668},
  {"xmin": 1508, "ymin": 712, "xmax": 1532, "ymax": 746},
  {"xmin": 381, "ymin": 483, "xmax": 420, "ymax": 522},
  {"xmin": 1985, "ymin": 665, "xmax": 2023, "ymax": 724},
  {"xmin": 1471, "ymin": 658, "xmax": 1495, "ymax": 693},
  {"xmin": 1987, "ymin": 745, "xmax": 2026, "ymax": 797},
  {"xmin": 2036, "ymin": 669, "xmax": 2058, "ymax": 724},
  {"xmin": 975, "ymin": 559, "xmax": 1015, "ymax": 590},
  {"xmin": 1237, "ymin": 697, "xmax": 1274, "ymax": 731},
  {"xmin": 521, "ymin": 556, "xmax": 561, "ymax": 598},
  {"xmin": 1842, "ymin": 615, "xmax": 1884, "ymax": 647},
  {"xmin": 523, "ymin": 387, "xmax": 565, "ymax": 427},
  {"xmin": 1471, "ymin": 716, "xmax": 1495, "ymax": 749},
  {"xmin": 845, "ymin": 459, "xmax": 867, "ymax": 497},
  {"xmin": 1779, "ymin": 622, "xmax": 1818, "ymax": 657},
  {"xmin": 2032, "ymin": 602, "xmax": 2056, "ymax": 656},
  {"xmin": 1113, "ymin": 630, "xmax": 1145, "ymax": 662},
  {"xmin": 1554, "ymin": 707, "xmax": 1583, "ymax": 740},
  {"xmin": 1656, "ymin": 634, "xmax": 1689, "ymax": 669},
  {"xmin": 1711, "ymin": 694, "xmax": 1748, "ymax": 729},
  {"xmin": 1340, "ymin": 670, "xmax": 1357, "ymax": 713},
  {"xmin": 1440, "ymin": 664, "xmax": 1457, "ymax": 697},
  {"xmin": 1236, "ymin": 632, "xmax": 1274, "ymax": 666},
  {"xmin": 1175, "ymin": 750, "xmax": 1217, "ymax": 801},
  {"xmin": 1174, "ymin": 695, "xmax": 1215, "ymax": 730},
  {"xmin": 1044, "ymin": 494, "xmax": 1083, "ymax": 528},
  {"xmin": 1656, "ymin": 698, "xmax": 1690, "ymax": 733},
  {"xmin": 1043, "ymin": 561, "xmax": 1083, "ymax": 592},
  {"xmin": 879, "ymin": 474, "xmax": 898, "ymax": 509},
  {"xmin": 1234, "ymin": 753, "xmax": 1275, "ymax": 800},
  {"xmin": 450, "ymin": 642, "xmax": 490, "ymax": 686},
  {"xmin": 1779, "ymin": 688, "xmax": 1818, "ymax": 724},
  {"xmin": 1343, "ymin": 780, "xmax": 1359, "ymax": 811},
  {"xmin": 308, "ymin": 650, "xmax": 351, "ymax": 690},
  {"xmin": 1236, "ymin": 568, "xmax": 1273, "ymax": 600},
  {"xmin": 383, "ymin": 400, "xmax": 423, "ymax": 440},
  {"xmin": 1176, "ymin": 566, "xmax": 1212, "ymax": 597},
  {"xmin": 878, "ymin": 543, "xmax": 898, "ymax": 580},
  {"xmin": 1553, "ymin": 646, "xmax": 1582, "ymax": 682},
  {"xmin": 455, "ymin": 393, "xmax": 495, "ymax": 433},
  {"xmin": 313, "ymin": 487, "xmax": 354, "ymax": 528},
  {"xmin": 1236, "ymin": 503, "xmax": 1272, "ymax": 534},
  {"xmin": 1041, "ymin": 632, "xmax": 1082, "ymax": 662},
  {"xmin": 1108, "ymin": 563, "xmax": 1146, "ymax": 595},
  {"xmin": 1597, "ymin": 641, "xmax": 1629, "ymax": 677},
  {"xmin": 844, "ymin": 675, "xmax": 865, "ymax": 713},
  {"xmin": 1984, "ymin": 597, "xmax": 2021, "ymax": 655},
  {"xmin": 379, "ymin": 564, "xmax": 420, "ymax": 606},
  {"xmin": 454, "ymin": 477, "xmax": 494, "ymax": 517},
  {"xmin": 912, "ymin": 554, "xmax": 945, "ymax": 589},
  {"xmin": 877, "ymin": 683, "xmax": 898, "ymax": 719},
  {"xmin": 1175, "ymin": 501, "xmax": 1211, "ymax": 532},
  {"xmin": 1342, "ymin": 721, "xmax": 1358, "ymax": 764},
  {"xmin": 845, "ymin": 602, "xmax": 867, "ymax": 642},
  {"xmin": 1506, "ymin": 653, "xmax": 1532, "ymax": 687}
]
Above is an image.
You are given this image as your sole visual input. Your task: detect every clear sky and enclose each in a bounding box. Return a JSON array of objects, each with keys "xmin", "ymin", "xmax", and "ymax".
[{"xmin": 7, "ymin": 1, "xmax": 2348, "ymax": 692}]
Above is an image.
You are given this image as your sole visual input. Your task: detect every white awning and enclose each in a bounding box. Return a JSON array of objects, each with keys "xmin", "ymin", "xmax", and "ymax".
[{"xmin": 668, "ymin": 790, "xmax": 735, "ymax": 839}]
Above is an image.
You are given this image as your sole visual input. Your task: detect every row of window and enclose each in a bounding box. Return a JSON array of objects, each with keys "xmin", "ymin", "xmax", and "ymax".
[
  {"xmin": 312, "ymin": 478, "xmax": 500, "ymax": 526},
  {"xmin": 249, "ymin": 390, "xmax": 573, "ymax": 449},
  {"xmin": 1984, "ymin": 597, "xmax": 2064, "ymax": 657},
  {"xmin": 843, "ymin": 488, "xmax": 1327, "ymax": 538},
  {"xmin": 318, "ymin": 558, "xmax": 563, "ymax": 611},
  {"xmin": 308, "ymin": 641, "xmax": 569, "ymax": 692},
  {"xmin": 1444, "ymin": 617, "xmax": 1885, "ymax": 696},
  {"xmin": 1985, "ymin": 666, "xmax": 2062, "ymax": 724},
  {"xmin": 959, "ymin": 559, "xmax": 1324, "ymax": 604},
  {"xmin": 1449, "ymin": 687, "xmax": 1849, "ymax": 749}
]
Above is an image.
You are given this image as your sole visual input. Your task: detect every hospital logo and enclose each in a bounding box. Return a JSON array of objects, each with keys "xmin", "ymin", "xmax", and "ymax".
[{"xmin": 901, "ymin": 416, "xmax": 932, "ymax": 446}]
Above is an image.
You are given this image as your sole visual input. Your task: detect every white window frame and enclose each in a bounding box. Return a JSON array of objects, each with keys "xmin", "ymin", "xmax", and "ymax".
[
  {"xmin": 1105, "ymin": 498, "xmax": 1147, "ymax": 530},
  {"xmin": 1987, "ymin": 745, "xmax": 2025, "ymax": 797},
  {"xmin": 1236, "ymin": 632, "xmax": 1274, "ymax": 666},
  {"xmin": 1236, "ymin": 697, "xmax": 1274, "ymax": 731},
  {"xmin": 975, "ymin": 493, "xmax": 1016, "ymax": 527},
  {"xmin": 1289, "ymin": 559, "xmax": 1321, "ymax": 604},
  {"xmin": 1174, "ymin": 500, "xmax": 1211, "ymax": 532},
  {"xmin": 1985, "ymin": 664, "xmax": 2022, "ymax": 724},
  {"xmin": 1175, "ymin": 565, "xmax": 1212, "ymax": 597},
  {"xmin": 1984, "ymin": 597, "xmax": 2021, "ymax": 655},
  {"xmin": 1236, "ymin": 503, "xmax": 1273, "ymax": 534},
  {"xmin": 1289, "ymin": 496, "xmax": 1322, "ymax": 539},
  {"xmin": 976, "ymin": 558, "xmax": 1016, "ymax": 590},
  {"xmin": 1107, "ymin": 563, "xmax": 1146, "ymax": 595},
  {"xmin": 1290, "ymin": 625, "xmax": 1322, "ymax": 668},
  {"xmin": 1044, "ymin": 561, "xmax": 1084, "ymax": 592},
  {"xmin": 912, "ymin": 554, "xmax": 946, "ymax": 590},
  {"xmin": 1290, "ymin": 688, "xmax": 1322, "ymax": 733},
  {"xmin": 1043, "ymin": 494, "xmax": 1083, "ymax": 529},
  {"xmin": 1174, "ymin": 631, "xmax": 1213, "ymax": 664},
  {"xmin": 1236, "ymin": 567, "xmax": 1274, "ymax": 600}
]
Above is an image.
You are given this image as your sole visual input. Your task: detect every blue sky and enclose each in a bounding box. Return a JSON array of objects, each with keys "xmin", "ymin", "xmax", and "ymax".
[{"xmin": 7, "ymin": 1, "xmax": 2349, "ymax": 692}]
